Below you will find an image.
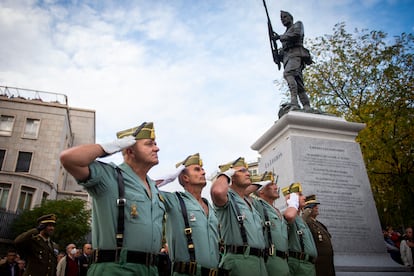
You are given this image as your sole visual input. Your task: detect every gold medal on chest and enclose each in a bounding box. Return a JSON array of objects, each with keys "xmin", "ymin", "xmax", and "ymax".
[{"xmin": 131, "ymin": 204, "xmax": 138, "ymax": 218}]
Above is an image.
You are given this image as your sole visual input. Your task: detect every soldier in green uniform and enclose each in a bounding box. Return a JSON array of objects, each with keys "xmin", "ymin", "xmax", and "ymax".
[
  {"xmin": 60, "ymin": 122, "xmax": 165, "ymax": 276},
  {"xmin": 211, "ymin": 157, "xmax": 267, "ymax": 276},
  {"xmin": 14, "ymin": 214, "xmax": 58, "ymax": 276},
  {"xmin": 248, "ymin": 172, "xmax": 290, "ymax": 276},
  {"xmin": 282, "ymin": 183, "xmax": 317, "ymax": 276},
  {"xmin": 157, "ymin": 153, "xmax": 228, "ymax": 275},
  {"xmin": 303, "ymin": 195, "xmax": 335, "ymax": 276}
]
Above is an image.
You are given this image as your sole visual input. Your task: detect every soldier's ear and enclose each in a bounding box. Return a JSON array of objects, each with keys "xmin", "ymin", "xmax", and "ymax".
[{"xmin": 182, "ymin": 173, "xmax": 190, "ymax": 183}]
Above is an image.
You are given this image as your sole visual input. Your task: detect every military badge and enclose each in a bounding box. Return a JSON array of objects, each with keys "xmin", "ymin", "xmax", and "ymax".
[{"xmin": 130, "ymin": 204, "xmax": 138, "ymax": 218}]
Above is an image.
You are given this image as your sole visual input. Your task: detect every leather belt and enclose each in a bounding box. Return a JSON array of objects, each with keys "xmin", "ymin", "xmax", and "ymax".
[
  {"xmin": 275, "ymin": 250, "xmax": 288, "ymax": 259},
  {"xmin": 173, "ymin": 262, "xmax": 230, "ymax": 276},
  {"xmin": 225, "ymin": 245, "xmax": 266, "ymax": 258},
  {"xmin": 288, "ymin": 251, "xmax": 316, "ymax": 264},
  {"xmin": 93, "ymin": 249, "xmax": 158, "ymax": 266}
]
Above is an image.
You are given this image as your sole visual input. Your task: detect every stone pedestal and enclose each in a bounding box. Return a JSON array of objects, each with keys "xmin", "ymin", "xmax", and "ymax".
[{"xmin": 251, "ymin": 111, "xmax": 409, "ymax": 274}]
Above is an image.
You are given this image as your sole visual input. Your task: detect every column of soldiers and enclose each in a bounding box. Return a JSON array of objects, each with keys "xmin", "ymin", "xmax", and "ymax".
[{"xmin": 20, "ymin": 121, "xmax": 337, "ymax": 276}]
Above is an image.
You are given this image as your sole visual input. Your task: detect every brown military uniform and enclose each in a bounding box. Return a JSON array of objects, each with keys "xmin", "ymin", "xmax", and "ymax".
[
  {"xmin": 305, "ymin": 217, "xmax": 335, "ymax": 276},
  {"xmin": 15, "ymin": 228, "xmax": 57, "ymax": 276}
]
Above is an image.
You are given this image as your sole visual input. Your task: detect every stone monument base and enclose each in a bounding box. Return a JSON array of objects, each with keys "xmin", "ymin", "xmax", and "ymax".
[
  {"xmin": 251, "ymin": 111, "xmax": 411, "ymax": 275},
  {"xmin": 335, "ymin": 253, "xmax": 411, "ymax": 275}
]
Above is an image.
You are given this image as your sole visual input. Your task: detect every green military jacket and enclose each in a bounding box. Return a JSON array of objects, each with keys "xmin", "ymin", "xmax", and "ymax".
[
  {"xmin": 252, "ymin": 198, "xmax": 289, "ymax": 253},
  {"xmin": 288, "ymin": 215, "xmax": 317, "ymax": 257},
  {"xmin": 215, "ymin": 189, "xmax": 266, "ymax": 249},
  {"xmin": 161, "ymin": 191, "xmax": 220, "ymax": 268},
  {"xmin": 79, "ymin": 161, "xmax": 165, "ymax": 252}
]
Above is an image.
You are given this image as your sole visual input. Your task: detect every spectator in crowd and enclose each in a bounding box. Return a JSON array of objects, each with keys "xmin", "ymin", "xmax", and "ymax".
[
  {"xmin": 57, "ymin": 243, "xmax": 80, "ymax": 276},
  {"xmin": 17, "ymin": 259, "xmax": 26, "ymax": 276},
  {"xmin": 14, "ymin": 214, "xmax": 58, "ymax": 276},
  {"xmin": 387, "ymin": 226, "xmax": 402, "ymax": 249},
  {"xmin": 78, "ymin": 243, "xmax": 92, "ymax": 276},
  {"xmin": 384, "ymin": 228, "xmax": 403, "ymax": 264},
  {"xmin": 0, "ymin": 248, "xmax": 21, "ymax": 276},
  {"xmin": 400, "ymin": 227, "xmax": 413, "ymax": 268},
  {"xmin": 57, "ymin": 251, "xmax": 66, "ymax": 263}
]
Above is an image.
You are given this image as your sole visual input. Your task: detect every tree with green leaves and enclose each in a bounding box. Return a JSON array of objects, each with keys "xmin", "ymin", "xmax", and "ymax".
[
  {"xmin": 303, "ymin": 22, "xmax": 414, "ymax": 229},
  {"xmin": 12, "ymin": 198, "xmax": 91, "ymax": 251}
]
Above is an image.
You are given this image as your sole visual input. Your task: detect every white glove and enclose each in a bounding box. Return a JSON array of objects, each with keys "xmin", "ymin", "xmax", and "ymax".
[
  {"xmin": 100, "ymin": 136, "xmax": 136, "ymax": 155},
  {"xmin": 157, "ymin": 165, "xmax": 186, "ymax": 187},
  {"xmin": 253, "ymin": 180, "xmax": 272, "ymax": 191},
  {"xmin": 218, "ymin": 168, "xmax": 235, "ymax": 182},
  {"xmin": 286, "ymin": 192, "xmax": 299, "ymax": 210}
]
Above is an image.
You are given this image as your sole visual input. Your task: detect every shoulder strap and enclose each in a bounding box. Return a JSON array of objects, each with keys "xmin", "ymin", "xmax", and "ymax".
[
  {"xmin": 115, "ymin": 167, "xmax": 125, "ymax": 248},
  {"xmin": 260, "ymin": 200, "xmax": 274, "ymax": 255},
  {"xmin": 175, "ymin": 192, "xmax": 196, "ymax": 262},
  {"xmin": 228, "ymin": 192, "xmax": 248, "ymax": 245},
  {"xmin": 295, "ymin": 218, "xmax": 305, "ymax": 252}
]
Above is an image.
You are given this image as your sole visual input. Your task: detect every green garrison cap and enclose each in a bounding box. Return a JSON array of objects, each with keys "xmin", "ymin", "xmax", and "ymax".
[
  {"xmin": 304, "ymin": 194, "xmax": 320, "ymax": 209},
  {"xmin": 281, "ymin": 182, "xmax": 302, "ymax": 196},
  {"xmin": 176, "ymin": 153, "xmax": 203, "ymax": 168},
  {"xmin": 218, "ymin": 157, "xmax": 248, "ymax": 172},
  {"xmin": 116, "ymin": 122, "xmax": 155, "ymax": 140},
  {"xmin": 251, "ymin": 171, "xmax": 275, "ymax": 184},
  {"xmin": 37, "ymin": 214, "xmax": 57, "ymax": 224}
]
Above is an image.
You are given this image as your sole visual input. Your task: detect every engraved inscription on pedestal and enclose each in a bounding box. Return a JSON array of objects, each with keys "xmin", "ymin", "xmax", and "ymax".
[
  {"xmin": 252, "ymin": 111, "xmax": 406, "ymax": 273},
  {"xmin": 291, "ymin": 137, "xmax": 385, "ymax": 253}
]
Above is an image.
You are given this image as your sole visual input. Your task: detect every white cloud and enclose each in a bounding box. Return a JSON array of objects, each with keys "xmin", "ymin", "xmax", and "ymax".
[{"xmin": 1, "ymin": 0, "xmax": 411, "ymax": 181}]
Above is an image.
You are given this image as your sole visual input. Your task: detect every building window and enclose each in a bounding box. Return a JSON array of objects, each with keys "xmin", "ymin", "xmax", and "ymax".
[
  {"xmin": 0, "ymin": 149, "xmax": 5, "ymax": 170},
  {"xmin": 15, "ymin": 151, "xmax": 32, "ymax": 172},
  {"xmin": 17, "ymin": 186, "xmax": 35, "ymax": 211},
  {"xmin": 0, "ymin": 115, "xmax": 15, "ymax": 136},
  {"xmin": 23, "ymin": 118, "xmax": 40, "ymax": 139},
  {"xmin": 42, "ymin": 192, "xmax": 49, "ymax": 201},
  {"xmin": 0, "ymin": 183, "xmax": 11, "ymax": 210}
]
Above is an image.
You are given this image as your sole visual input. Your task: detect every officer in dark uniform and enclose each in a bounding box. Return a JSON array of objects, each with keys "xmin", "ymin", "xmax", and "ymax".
[
  {"xmin": 303, "ymin": 195, "xmax": 335, "ymax": 276},
  {"xmin": 15, "ymin": 214, "xmax": 58, "ymax": 276}
]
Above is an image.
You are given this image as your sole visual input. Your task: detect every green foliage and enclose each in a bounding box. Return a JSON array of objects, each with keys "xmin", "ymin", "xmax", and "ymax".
[
  {"xmin": 305, "ymin": 23, "xmax": 414, "ymax": 228},
  {"xmin": 11, "ymin": 198, "xmax": 91, "ymax": 251}
]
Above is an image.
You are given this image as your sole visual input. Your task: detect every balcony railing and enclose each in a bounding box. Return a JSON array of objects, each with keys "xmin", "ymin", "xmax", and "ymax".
[{"xmin": 0, "ymin": 85, "xmax": 68, "ymax": 105}]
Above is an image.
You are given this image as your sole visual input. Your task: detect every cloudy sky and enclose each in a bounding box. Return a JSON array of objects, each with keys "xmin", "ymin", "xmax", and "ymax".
[{"xmin": 1, "ymin": 0, "xmax": 413, "ymax": 195}]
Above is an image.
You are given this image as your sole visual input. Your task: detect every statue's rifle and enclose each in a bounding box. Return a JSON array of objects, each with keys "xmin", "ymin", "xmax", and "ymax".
[{"xmin": 262, "ymin": 0, "xmax": 281, "ymax": 70}]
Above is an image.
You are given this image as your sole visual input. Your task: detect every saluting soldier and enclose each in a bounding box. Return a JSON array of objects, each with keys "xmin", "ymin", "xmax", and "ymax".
[
  {"xmin": 60, "ymin": 122, "xmax": 165, "ymax": 276},
  {"xmin": 157, "ymin": 153, "xmax": 228, "ymax": 275},
  {"xmin": 282, "ymin": 183, "xmax": 317, "ymax": 276},
  {"xmin": 248, "ymin": 171, "xmax": 290, "ymax": 276},
  {"xmin": 211, "ymin": 157, "xmax": 267, "ymax": 276},
  {"xmin": 303, "ymin": 195, "xmax": 335, "ymax": 276},
  {"xmin": 14, "ymin": 214, "xmax": 58, "ymax": 276}
]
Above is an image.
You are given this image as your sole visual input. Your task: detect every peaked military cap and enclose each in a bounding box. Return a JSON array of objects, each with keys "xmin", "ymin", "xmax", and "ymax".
[
  {"xmin": 176, "ymin": 153, "xmax": 203, "ymax": 168},
  {"xmin": 116, "ymin": 122, "xmax": 155, "ymax": 140},
  {"xmin": 218, "ymin": 157, "xmax": 248, "ymax": 172},
  {"xmin": 304, "ymin": 194, "xmax": 320, "ymax": 209},
  {"xmin": 37, "ymin": 214, "xmax": 57, "ymax": 224},
  {"xmin": 281, "ymin": 182, "xmax": 302, "ymax": 196}
]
